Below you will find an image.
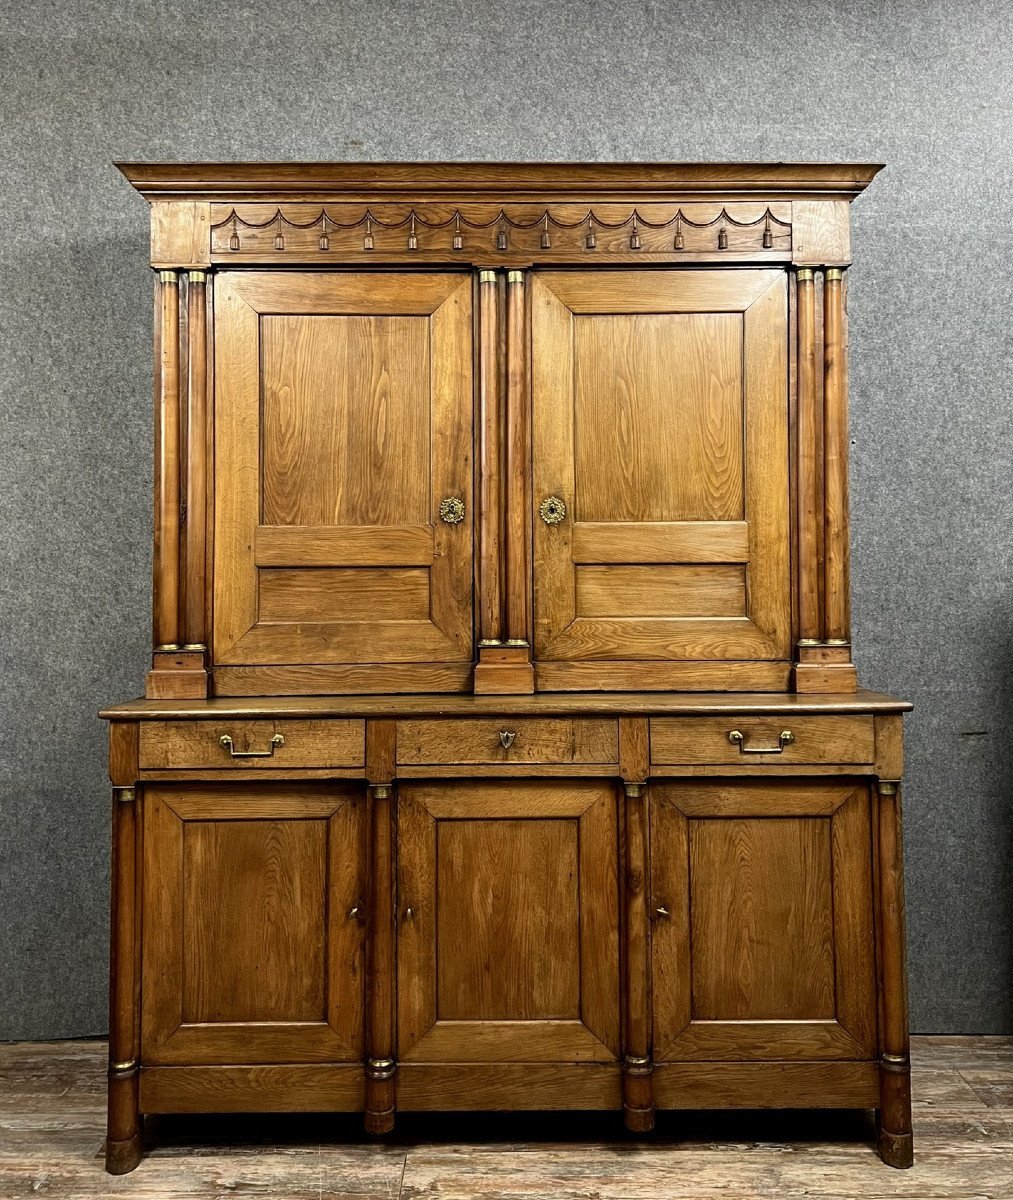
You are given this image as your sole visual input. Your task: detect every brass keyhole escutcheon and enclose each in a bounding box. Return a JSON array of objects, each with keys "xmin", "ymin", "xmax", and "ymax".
[
  {"xmin": 539, "ymin": 496, "xmax": 566, "ymax": 525},
  {"xmin": 439, "ymin": 497, "xmax": 466, "ymax": 524},
  {"xmin": 499, "ymin": 729, "xmax": 517, "ymax": 749}
]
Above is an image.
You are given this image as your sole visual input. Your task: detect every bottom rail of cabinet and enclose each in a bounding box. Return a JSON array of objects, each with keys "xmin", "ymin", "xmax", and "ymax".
[{"xmin": 137, "ymin": 1059, "xmax": 880, "ymax": 1115}]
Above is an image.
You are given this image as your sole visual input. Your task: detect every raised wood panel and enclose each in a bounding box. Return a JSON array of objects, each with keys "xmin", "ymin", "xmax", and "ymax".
[
  {"xmin": 437, "ymin": 820, "xmax": 580, "ymax": 1020},
  {"xmin": 213, "ymin": 271, "xmax": 472, "ymax": 682},
  {"xmin": 532, "ymin": 269, "xmax": 790, "ymax": 676},
  {"xmin": 574, "ymin": 313, "xmax": 743, "ymax": 522},
  {"xmin": 254, "ymin": 525, "xmax": 435, "ymax": 567},
  {"xmin": 258, "ymin": 568, "xmax": 431, "ymax": 623},
  {"xmin": 138, "ymin": 718, "xmax": 364, "ymax": 769},
  {"xmin": 571, "ymin": 521, "xmax": 749, "ymax": 564},
  {"xmin": 141, "ymin": 783, "xmax": 366, "ymax": 1065},
  {"xmin": 397, "ymin": 780, "xmax": 620, "ymax": 1063},
  {"xmin": 689, "ymin": 817, "xmax": 836, "ymax": 1021},
  {"xmin": 651, "ymin": 780, "xmax": 877, "ymax": 1062},
  {"xmin": 576, "ymin": 565, "xmax": 745, "ymax": 619},
  {"xmin": 396, "ymin": 718, "xmax": 619, "ymax": 765},
  {"xmin": 261, "ymin": 315, "xmax": 429, "ymax": 527},
  {"xmin": 181, "ymin": 819, "xmax": 327, "ymax": 1023},
  {"xmin": 650, "ymin": 715, "xmax": 876, "ymax": 765}
]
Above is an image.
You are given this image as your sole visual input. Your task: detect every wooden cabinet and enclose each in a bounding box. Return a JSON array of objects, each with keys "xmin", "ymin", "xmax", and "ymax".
[
  {"xmin": 140, "ymin": 784, "xmax": 366, "ymax": 1066},
  {"xmin": 213, "ymin": 271, "xmax": 474, "ymax": 693},
  {"xmin": 651, "ymin": 780, "xmax": 876, "ymax": 1062},
  {"xmin": 101, "ymin": 163, "xmax": 913, "ymax": 1174},
  {"xmin": 532, "ymin": 269, "xmax": 790, "ymax": 688},
  {"xmin": 396, "ymin": 781, "xmax": 620, "ymax": 1066}
]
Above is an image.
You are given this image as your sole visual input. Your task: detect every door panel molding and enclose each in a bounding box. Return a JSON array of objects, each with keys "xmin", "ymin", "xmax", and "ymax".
[
  {"xmin": 397, "ymin": 780, "xmax": 621, "ymax": 1064},
  {"xmin": 532, "ymin": 269, "xmax": 790, "ymax": 673},
  {"xmin": 651, "ymin": 780, "xmax": 877, "ymax": 1062},
  {"xmin": 213, "ymin": 271, "xmax": 473, "ymax": 676}
]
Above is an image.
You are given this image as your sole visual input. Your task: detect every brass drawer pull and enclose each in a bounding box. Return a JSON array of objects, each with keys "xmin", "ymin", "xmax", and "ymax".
[
  {"xmin": 539, "ymin": 496, "xmax": 566, "ymax": 525},
  {"xmin": 219, "ymin": 732, "xmax": 285, "ymax": 758},
  {"xmin": 727, "ymin": 729, "xmax": 794, "ymax": 754},
  {"xmin": 499, "ymin": 729, "xmax": 517, "ymax": 749},
  {"xmin": 439, "ymin": 497, "xmax": 466, "ymax": 524}
]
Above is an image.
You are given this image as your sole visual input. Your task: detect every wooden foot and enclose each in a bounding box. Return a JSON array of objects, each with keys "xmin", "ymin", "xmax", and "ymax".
[
  {"xmin": 364, "ymin": 1064, "xmax": 395, "ymax": 1135},
  {"xmin": 364, "ymin": 1105, "xmax": 395, "ymax": 1136},
  {"xmin": 622, "ymin": 1055, "xmax": 655, "ymax": 1133},
  {"xmin": 105, "ymin": 1129, "xmax": 142, "ymax": 1174},
  {"xmin": 877, "ymin": 1114, "xmax": 914, "ymax": 1168},
  {"xmin": 623, "ymin": 1100, "xmax": 655, "ymax": 1133}
]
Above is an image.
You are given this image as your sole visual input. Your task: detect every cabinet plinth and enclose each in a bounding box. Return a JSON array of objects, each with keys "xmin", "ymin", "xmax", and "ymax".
[{"xmin": 104, "ymin": 161, "xmax": 910, "ymax": 1172}]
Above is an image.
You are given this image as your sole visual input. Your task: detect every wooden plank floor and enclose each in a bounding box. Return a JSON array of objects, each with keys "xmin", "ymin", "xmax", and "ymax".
[{"xmin": 1, "ymin": 1038, "xmax": 1011, "ymax": 1198}]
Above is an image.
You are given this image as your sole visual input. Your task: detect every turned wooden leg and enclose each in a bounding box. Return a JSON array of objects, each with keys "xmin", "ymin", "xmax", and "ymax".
[
  {"xmin": 106, "ymin": 785, "xmax": 143, "ymax": 1174},
  {"xmin": 875, "ymin": 780, "xmax": 913, "ymax": 1168},
  {"xmin": 365, "ymin": 781, "xmax": 396, "ymax": 1134},
  {"xmin": 622, "ymin": 781, "xmax": 654, "ymax": 1132}
]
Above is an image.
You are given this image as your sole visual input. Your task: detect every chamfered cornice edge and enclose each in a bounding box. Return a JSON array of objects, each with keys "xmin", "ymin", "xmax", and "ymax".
[{"xmin": 115, "ymin": 160, "xmax": 885, "ymax": 203}]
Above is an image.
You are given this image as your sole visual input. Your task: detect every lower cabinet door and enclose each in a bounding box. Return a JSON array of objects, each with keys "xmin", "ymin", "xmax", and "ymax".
[
  {"xmin": 651, "ymin": 780, "xmax": 877, "ymax": 1061},
  {"xmin": 141, "ymin": 783, "xmax": 366, "ymax": 1065},
  {"xmin": 397, "ymin": 780, "xmax": 620, "ymax": 1063}
]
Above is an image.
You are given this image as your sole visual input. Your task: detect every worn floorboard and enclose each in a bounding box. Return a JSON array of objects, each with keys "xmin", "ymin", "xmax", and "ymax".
[{"xmin": 0, "ymin": 1037, "xmax": 1010, "ymax": 1198}]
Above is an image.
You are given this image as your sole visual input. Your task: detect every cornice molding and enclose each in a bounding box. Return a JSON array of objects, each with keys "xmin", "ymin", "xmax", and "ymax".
[{"xmin": 117, "ymin": 161, "xmax": 884, "ymax": 203}]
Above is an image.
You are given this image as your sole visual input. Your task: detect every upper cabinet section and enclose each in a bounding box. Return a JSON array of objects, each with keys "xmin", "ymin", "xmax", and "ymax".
[
  {"xmin": 531, "ymin": 269, "xmax": 789, "ymax": 692},
  {"xmin": 121, "ymin": 163, "xmax": 880, "ymax": 699},
  {"xmin": 213, "ymin": 272, "xmax": 474, "ymax": 696}
]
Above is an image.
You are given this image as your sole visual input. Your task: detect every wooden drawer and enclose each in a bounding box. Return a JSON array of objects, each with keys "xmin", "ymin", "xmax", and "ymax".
[
  {"xmin": 650, "ymin": 715, "xmax": 875, "ymax": 766},
  {"xmin": 138, "ymin": 719, "xmax": 365, "ymax": 770},
  {"xmin": 396, "ymin": 718, "xmax": 619, "ymax": 766}
]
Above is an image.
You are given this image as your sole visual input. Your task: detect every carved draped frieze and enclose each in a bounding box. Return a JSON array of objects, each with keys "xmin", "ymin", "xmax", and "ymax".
[{"xmin": 209, "ymin": 201, "xmax": 792, "ymax": 263}]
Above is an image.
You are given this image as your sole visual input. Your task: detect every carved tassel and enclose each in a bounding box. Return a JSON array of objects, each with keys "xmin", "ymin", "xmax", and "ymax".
[
  {"xmin": 674, "ymin": 213, "xmax": 684, "ymax": 250},
  {"xmin": 228, "ymin": 215, "xmax": 240, "ymax": 251},
  {"xmin": 718, "ymin": 225, "xmax": 728, "ymax": 250},
  {"xmin": 585, "ymin": 218, "xmax": 596, "ymax": 250},
  {"xmin": 363, "ymin": 215, "xmax": 374, "ymax": 251},
  {"xmin": 629, "ymin": 215, "xmax": 641, "ymax": 250},
  {"xmin": 763, "ymin": 211, "xmax": 773, "ymax": 248},
  {"xmin": 497, "ymin": 222, "xmax": 508, "ymax": 251},
  {"xmin": 318, "ymin": 214, "xmax": 330, "ymax": 251},
  {"xmin": 407, "ymin": 213, "xmax": 418, "ymax": 251},
  {"xmin": 452, "ymin": 213, "xmax": 463, "ymax": 250},
  {"xmin": 273, "ymin": 217, "xmax": 285, "ymax": 251},
  {"xmin": 540, "ymin": 214, "xmax": 551, "ymax": 249}
]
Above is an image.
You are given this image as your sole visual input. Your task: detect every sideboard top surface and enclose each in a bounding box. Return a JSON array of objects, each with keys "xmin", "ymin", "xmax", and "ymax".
[
  {"xmin": 101, "ymin": 690, "xmax": 911, "ymax": 721},
  {"xmin": 116, "ymin": 161, "xmax": 884, "ymax": 202}
]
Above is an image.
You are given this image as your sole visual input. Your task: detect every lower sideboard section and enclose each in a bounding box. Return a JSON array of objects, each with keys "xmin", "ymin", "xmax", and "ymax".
[{"xmin": 106, "ymin": 703, "xmax": 913, "ymax": 1171}]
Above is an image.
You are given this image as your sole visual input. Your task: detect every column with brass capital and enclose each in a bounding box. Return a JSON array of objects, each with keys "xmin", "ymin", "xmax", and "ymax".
[
  {"xmin": 106, "ymin": 785, "xmax": 142, "ymax": 1173},
  {"xmin": 875, "ymin": 779, "xmax": 914, "ymax": 1167},
  {"xmin": 146, "ymin": 267, "xmax": 209, "ymax": 698},
  {"xmin": 475, "ymin": 268, "xmax": 534, "ymax": 693},
  {"xmin": 365, "ymin": 783, "xmax": 396, "ymax": 1133},
  {"xmin": 793, "ymin": 265, "xmax": 857, "ymax": 692},
  {"xmin": 622, "ymin": 781, "xmax": 654, "ymax": 1131}
]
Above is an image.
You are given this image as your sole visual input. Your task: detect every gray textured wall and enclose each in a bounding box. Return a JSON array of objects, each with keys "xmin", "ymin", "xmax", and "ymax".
[{"xmin": 1, "ymin": 0, "xmax": 1010, "ymax": 1040}]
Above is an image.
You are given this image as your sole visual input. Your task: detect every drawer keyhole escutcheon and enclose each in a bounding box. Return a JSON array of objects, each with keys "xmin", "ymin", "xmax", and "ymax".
[
  {"xmin": 727, "ymin": 729, "xmax": 795, "ymax": 754},
  {"xmin": 219, "ymin": 732, "xmax": 285, "ymax": 758},
  {"xmin": 499, "ymin": 729, "xmax": 517, "ymax": 749}
]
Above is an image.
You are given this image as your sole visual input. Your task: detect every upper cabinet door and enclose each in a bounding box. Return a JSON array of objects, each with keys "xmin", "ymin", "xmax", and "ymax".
[
  {"xmin": 213, "ymin": 272, "xmax": 474, "ymax": 686},
  {"xmin": 531, "ymin": 269, "xmax": 790, "ymax": 676}
]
